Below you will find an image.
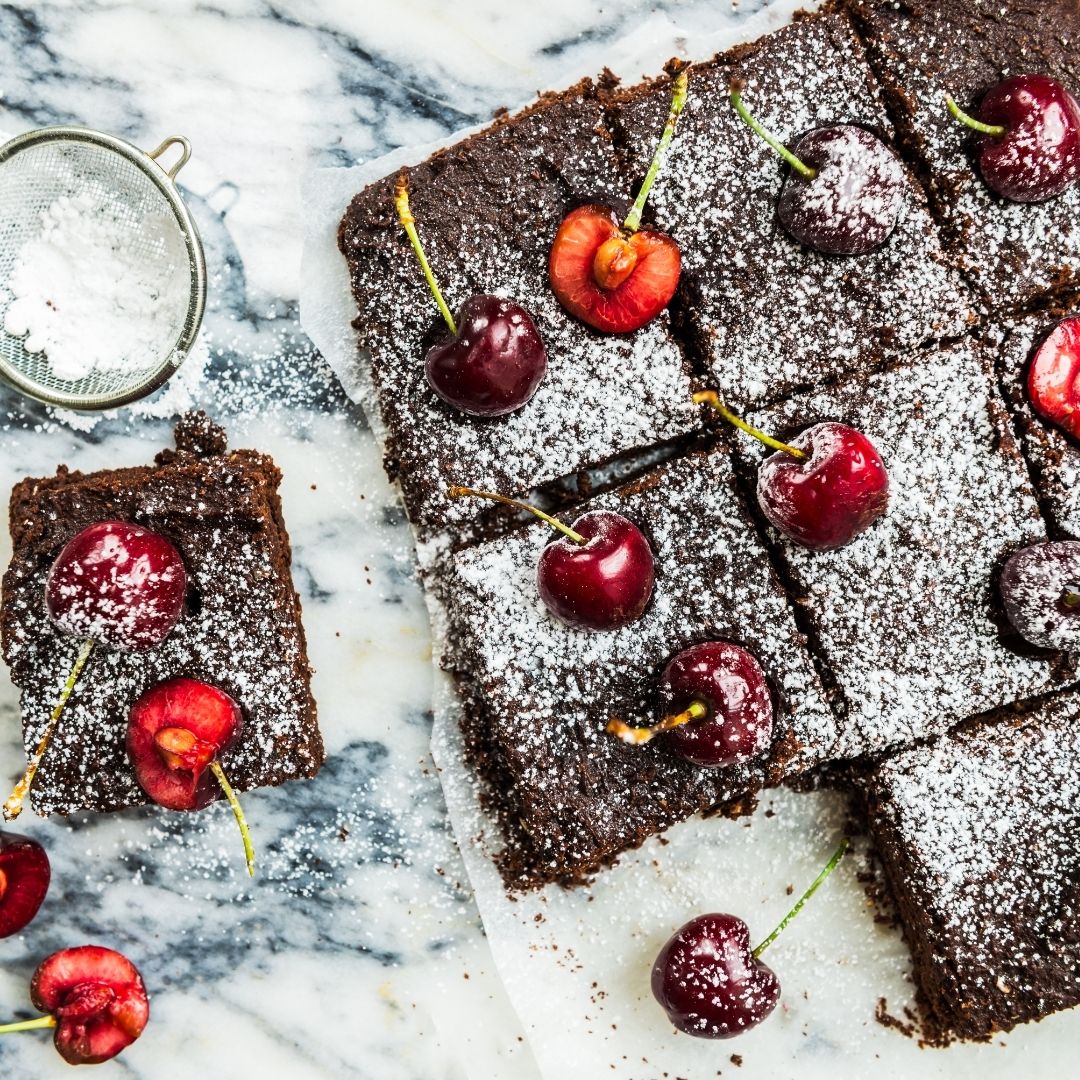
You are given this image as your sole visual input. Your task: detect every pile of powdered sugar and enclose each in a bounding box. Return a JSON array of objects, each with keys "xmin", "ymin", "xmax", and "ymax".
[{"xmin": 3, "ymin": 189, "xmax": 188, "ymax": 382}]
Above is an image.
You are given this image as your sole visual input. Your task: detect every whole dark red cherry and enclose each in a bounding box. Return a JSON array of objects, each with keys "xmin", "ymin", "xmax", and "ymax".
[
  {"xmin": 1000, "ymin": 541, "xmax": 1080, "ymax": 651},
  {"xmin": 425, "ymin": 294, "xmax": 548, "ymax": 417},
  {"xmin": 45, "ymin": 522, "xmax": 187, "ymax": 651},
  {"xmin": 659, "ymin": 642, "xmax": 773, "ymax": 767},
  {"xmin": 948, "ymin": 75, "xmax": 1080, "ymax": 203},
  {"xmin": 1027, "ymin": 316, "xmax": 1080, "ymax": 441},
  {"xmin": 0, "ymin": 832, "xmax": 51, "ymax": 938},
  {"xmin": 777, "ymin": 125, "xmax": 905, "ymax": 255},
  {"xmin": 652, "ymin": 913, "xmax": 780, "ymax": 1039},
  {"xmin": 757, "ymin": 422, "xmax": 889, "ymax": 551}
]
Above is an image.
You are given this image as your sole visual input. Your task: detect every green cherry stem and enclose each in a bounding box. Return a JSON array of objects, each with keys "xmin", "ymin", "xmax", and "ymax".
[
  {"xmin": 624, "ymin": 67, "xmax": 690, "ymax": 233},
  {"xmin": 730, "ymin": 79, "xmax": 816, "ymax": 180},
  {"xmin": 753, "ymin": 838, "xmax": 849, "ymax": 958},
  {"xmin": 395, "ymin": 173, "xmax": 458, "ymax": 336},
  {"xmin": 945, "ymin": 94, "xmax": 1006, "ymax": 138},
  {"xmin": 448, "ymin": 486, "xmax": 587, "ymax": 545},
  {"xmin": 0, "ymin": 1015, "xmax": 57, "ymax": 1035},
  {"xmin": 607, "ymin": 700, "xmax": 708, "ymax": 745},
  {"xmin": 3, "ymin": 638, "xmax": 95, "ymax": 821},
  {"xmin": 210, "ymin": 761, "xmax": 256, "ymax": 877},
  {"xmin": 694, "ymin": 390, "xmax": 807, "ymax": 460}
]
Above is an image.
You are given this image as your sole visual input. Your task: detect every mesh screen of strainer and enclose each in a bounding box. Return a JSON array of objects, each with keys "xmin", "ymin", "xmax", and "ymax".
[{"xmin": 0, "ymin": 130, "xmax": 203, "ymax": 409}]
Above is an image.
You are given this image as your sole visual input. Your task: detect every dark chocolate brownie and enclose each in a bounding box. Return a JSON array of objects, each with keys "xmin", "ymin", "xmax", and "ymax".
[
  {"xmin": 338, "ymin": 80, "xmax": 697, "ymax": 551},
  {"xmin": 732, "ymin": 340, "xmax": 1075, "ymax": 756},
  {"xmin": 988, "ymin": 304, "xmax": 1080, "ymax": 538},
  {"xmin": 604, "ymin": 8, "xmax": 972, "ymax": 410},
  {"xmin": 0, "ymin": 414, "xmax": 323, "ymax": 816},
  {"xmin": 844, "ymin": 0, "xmax": 1080, "ymax": 310},
  {"xmin": 859, "ymin": 691, "xmax": 1080, "ymax": 1043},
  {"xmin": 429, "ymin": 441, "xmax": 839, "ymax": 889}
]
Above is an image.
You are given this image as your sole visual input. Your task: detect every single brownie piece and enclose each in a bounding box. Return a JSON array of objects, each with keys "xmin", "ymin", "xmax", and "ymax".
[
  {"xmin": 989, "ymin": 305, "xmax": 1080, "ymax": 538},
  {"xmin": 430, "ymin": 442, "xmax": 839, "ymax": 890},
  {"xmin": 0, "ymin": 414, "xmax": 323, "ymax": 816},
  {"xmin": 844, "ymin": 0, "xmax": 1080, "ymax": 310},
  {"xmin": 860, "ymin": 692, "xmax": 1080, "ymax": 1042},
  {"xmin": 338, "ymin": 80, "xmax": 697, "ymax": 548},
  {"xmin": 604, "ymin": 8, "xmax": 971, "ymax": 409},
  {"xmin": 732, "ymin": 342, "xmax": 1074, "ymax": 758}
]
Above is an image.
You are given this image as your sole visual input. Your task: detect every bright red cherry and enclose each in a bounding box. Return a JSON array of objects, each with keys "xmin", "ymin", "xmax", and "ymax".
[
  {"xmin": 0, "ymin": 946, "xmax": 150, "ymax": 1065},
  {"xmin": 395, "ymin": 175, "xmax": 546, "ymax": 416},
  {"xmin": 549, "ymin": 69, "xmax": 687, "ymax": 333},
  {"xmin": 1027, "ymin": 316, "xmax": 1080, "ymax": 440},
  {"xmin": 127, "ymin": 677, "xmax": 254, "ymax": 875},
  {"xmin": 0, "ymin": 832, "xmax": 50, "ymax": 938},
  {"xmin": 448, "ymin": 487, "xmax": 655, "ymax": 631},
  {"xmin": 1000, "ymin": 541, "xmax": 1080, "ymax": 651},
  {"xmin": 45, "ymin": 521, "xmax": 187, "ymax": 651},
  {"xmin": 608, "ymin": 642, "xmax": 773, "ymax": 767},
  {"xmin": 946, "ymin": 75, "xmax": 1080, "ymax": 203}
]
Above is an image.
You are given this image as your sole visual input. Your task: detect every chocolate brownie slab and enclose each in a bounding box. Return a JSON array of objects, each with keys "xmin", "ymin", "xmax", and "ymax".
[
  {"xmin": 338, "ymin": 81, "xmax": 697, "ymax": 548},
  {"xmin": 431, "ymin": 442, "xmax": 839, "ymax": 890},
  {"xmin": 844, "ymin": 0, "xmax": 1080, "ymax": 310},
  {"xmin": 604, "ymin": 8, "xmax": 971, "ymax": 410},
  {"xmin": 733, "ymin": 342, "xmax": 1074, "ymax": 757},
  {"xmin": 860, "ymin": 692, "xmax": 1080, "ymax": 1042},
  {"xmin": 0, "ymin": 415, "xmax": 323, "ymax": 816}
]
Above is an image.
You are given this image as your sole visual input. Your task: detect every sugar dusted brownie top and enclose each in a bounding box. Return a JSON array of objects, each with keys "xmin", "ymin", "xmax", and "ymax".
[
  {"xmin": 844, "ymin": 0, "xmax": 1080, "ymax": 309},
  {"xmin": 605, "ymin": 8, "xmax": 971, "ymax": 409},
  {"xmin": 338, "ymin": 80, "xmax": 697, "ymax": 547},
  {"xmin": 432, "ymin": 442, "xmax": 838, "ymax": 889},
  {"xmin": 0, "ymin": 416, "xmax": 323, "ymax": 816},
  {"xmin": 861, "ymin": 693, "xmax": 1080, "ymax": 1042},
  {"xmin": 734, "ymin": 342, "xmax": 1074, "ymax": 756}
]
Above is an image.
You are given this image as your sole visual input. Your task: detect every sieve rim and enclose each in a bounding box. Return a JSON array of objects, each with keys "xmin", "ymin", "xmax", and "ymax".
[{"xmin": 0, "ymin": 125, "xmax": 208, "ymax": 411}]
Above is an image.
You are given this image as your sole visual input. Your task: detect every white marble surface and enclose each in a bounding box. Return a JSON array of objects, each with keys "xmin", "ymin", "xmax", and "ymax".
[{"xmin": 0, "ymin": 2, "xmax": 1077, "ymax": 1078}]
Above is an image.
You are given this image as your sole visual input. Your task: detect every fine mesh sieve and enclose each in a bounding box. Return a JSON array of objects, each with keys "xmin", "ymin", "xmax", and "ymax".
[{"xmin": 0, "ymin": 127, "xmax": 207, "ymax": 410}]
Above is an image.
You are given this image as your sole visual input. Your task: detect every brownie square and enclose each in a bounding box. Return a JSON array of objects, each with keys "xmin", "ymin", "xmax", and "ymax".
[
  {"xmin": 431, "ymin": 442, "xmax": 839, "ymax": 890},
  {"xmin": 732, "ymin": 342, "xmax": 1074, "ymax": 757},
  {"xmin": 0, "ymin": 415, "xmax": 323, "ymax": 816},
  {"xmin": 989, "ymin": 305, "xmax": 1080, "ymax": 538},
  {"xmin": 860, "ymin": 692, "xmax": 1080, "ymax": 1042},
  {"xmin": 845, "ymin": 0, "xmax": 1080, "ymax": 310},
  {"xmin": 604, "ymin": 8, "xmax": 972, "ymax": 410},
  {"xmin": 338, "ymin": 80, "xmax": 697, "ymax": 548}
]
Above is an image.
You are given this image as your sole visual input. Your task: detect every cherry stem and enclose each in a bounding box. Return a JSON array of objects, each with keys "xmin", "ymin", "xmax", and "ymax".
[
  {"xmin": 395, "ymin": 173, "xmax": 458, "ymax": 336},
  {"xmin": 210, "ymin": 761, "xmax": 255, "ymax": 877},
  {"xmin": 0, "ymin": 1015, "xmax": 57, "ymax": 1035},
  {"xmin": 730, "ymin": 80, "xmax": 816, "ymax": 180},
  {"xmin": 607, "ymin": 700, "xmax": 707, "ymax": 745},
  {"xmin": 447, "ymin": 486, "xmax": 587, "ymax": 545},
  {"xmin": 694, "ymin": 390, "xmax": 806, "ymax": 460},
  {"xmin": 1063, "ymin": 587, "xmax": 1080, "ymax": 609},
  {"xmin": 945, "ymin": 94, "xmax": 1006, "ymax": 138},
  {"xmin": 624, "ymin": 68, "xmax": 689, "ymax": 233},
  {"xmin": 752, "ymin": 838, "xmax": 849, "ymax": 958},
  {"xmin": 3, "ymin": 638, "xmax": 95, "ymax": 821}
]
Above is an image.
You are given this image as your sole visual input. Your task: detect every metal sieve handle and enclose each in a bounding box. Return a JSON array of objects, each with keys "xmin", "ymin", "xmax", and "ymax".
[{"xmin": 146, "ymin": 135, "xmax": 191, "ymax": 180}]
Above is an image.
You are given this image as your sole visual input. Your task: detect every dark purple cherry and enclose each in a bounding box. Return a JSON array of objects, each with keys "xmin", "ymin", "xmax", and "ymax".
[
  {"xmin": 1000, "ymin": 541, "xmax": 1080, "ymax": 650},
  {"xmin": 396, "ymin": 174, "xmax": 546, "ymax": 416},
  {"xmin": 947, "ymin": 75, "xmax": 1080, "ymax": 203}
]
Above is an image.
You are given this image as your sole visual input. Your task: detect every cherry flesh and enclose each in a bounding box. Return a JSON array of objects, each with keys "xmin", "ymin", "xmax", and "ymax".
[
  {"xmin": 776, "ymin": 125, "xmax": 905, "ymax": 255},
  {"xmin": 425, "ymin": 294, "xmax": 548, "ymax": 417},
  {"xmin": 0, "ymin": 832, "xmax": 50, "ymax": 938},
  {"xmin": 538, "ymin": 510, "xmax": 655, "ymax": 631},
  {"xmin": 30, "ymin": 946, "xmax": 149, "ymax": 1065},
  {"xmin": 1028, "ymin": 316, "xmax": 1080, "ymax": 440},
  {"xmin": 652, "ymin": 913, "xmax": 780, "ymax": 1039},
  {"xmin": 1000, "ymin": 541, "xmax": 1080, "ymax": 651},
  {"xmin": 950, "ymin": 75, "xmax": 1080, "ymax": 203},
  {"xmin": 659, "ymin": 643, "xmax": 773, "ymax": 767},
  {"xmin": 45, "ymin": 522, "xmax": 186, "ymax": 651},
  {"xmin": 757, "ymin": 422, "xmax": 889, "ymax": 551}
]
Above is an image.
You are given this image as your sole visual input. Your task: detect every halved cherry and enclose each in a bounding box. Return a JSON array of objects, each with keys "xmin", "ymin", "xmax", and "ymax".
[
  {"xmin": 549, "ymin": 68, "xmax": 687, "ymax": 333},
  {"xmin": 0, "ymin": 832, "xmax": 50, "ymax": 938},
  {"xmin": 1028, "ymin": 316, "xmax": 1080, "ymax": 441}
]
